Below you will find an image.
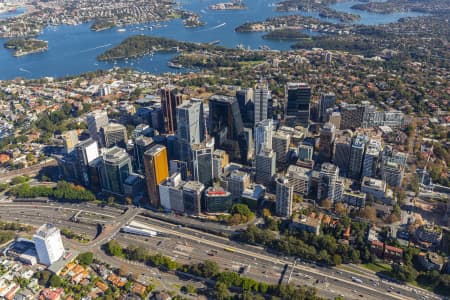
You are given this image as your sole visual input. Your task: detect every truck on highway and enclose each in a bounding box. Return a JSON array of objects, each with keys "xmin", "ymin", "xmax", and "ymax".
[{"xmin": 351, "ymin": 276, "xmax": 363, "ymax": 284}]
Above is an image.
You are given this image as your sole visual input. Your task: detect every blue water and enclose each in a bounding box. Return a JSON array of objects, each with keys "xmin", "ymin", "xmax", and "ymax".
[
  {"xmin": 0, "ymin": 7, "xmax": 25, "ymax": 20},
  {"xmin": 0, "ymin": 0, "xmax": 425, "ymax": 80},
  {"xmin": 329, "ymin": 1, "xmax": 426, "ymax": 25}
]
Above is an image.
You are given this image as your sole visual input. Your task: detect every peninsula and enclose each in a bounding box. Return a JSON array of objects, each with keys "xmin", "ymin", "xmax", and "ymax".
[
  {"xmin": 209, "ymin": 2, "xmax": 248, "ymax": 11},
  {"xmin": 4, "ymin": 38, "xmax": 48, "ymax": 56}
]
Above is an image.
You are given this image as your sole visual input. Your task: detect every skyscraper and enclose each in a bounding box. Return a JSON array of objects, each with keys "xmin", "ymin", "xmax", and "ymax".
[
  {"xmin": 236, "ymin": 88, "xmax": 253, "ymax": 123},
  {"xmin": 208, "ymin": 95, "xmax": 247, "ymax": 162},
  {"xmin": 86, "ymin": 110, "xmax": 109, "ymax": 143},
  {"xmin": 191, "ymin": 143, "xmax": 214, "ymax": 187},
  {"xmin": 176, "ymin": 99, "xmax": 205, "ymax": 160},
  {"xmin": 75, "ymin": 138, "xmax": 100, "ymax": 186},
  {"xmin": 254, "ymin": 119, "xmax": 273, "ymax": 155},
  {"xmin": 212, "ymin": 149, "xmax": 229, "ymax": 179},
  {"xmin": 276, "ymin": 177, "xmax": 294, "ymax": 217},
  {"xmin": 349, "ymin": 134, "xmax": 368, "ymax": 180},
  {"xmin": 99, "ymin": 146, "xmax": 132, "ymax": 195},
  {"xmin": 144, "ymin": 145, "xmax": 169, "ymax": 207},
  {"xmin": 298, "ymin": 144, "xmax": 313, "ymax": 161},
  {"xmin": 272, "ymin": 130, "xmax": 290, "ymax": 166},
  {"xmin": 133, "ymin": 136, "xmax": 153, "ymax": 174},
  {"xmin": 100, "ymin": 123, "xmax": 128, "ymax": 148},
  {"xmin": 318, "ymin": 122, "xmax": 336, "ymax": 162},
  {"xmin": 255, "ymin": 148, "xmax": 276, "ymax": 186},
  {"xmin": 332, "ymin": 131, "xmax": 352, "ymax": 175},
  {"xmin": 318, "ymin": 92, "xmax": 336, "ymax": 122},
  {"xmin": 286, "ymin": 165, "xmax": 311, "ymax": 195},
  {"xmin": 340, "ymin": 102, "xmax": 365, "ymax": 130},
  {"xmin": 254, "ymin": 83, "xmax": 270, "ymax": 123},
  {"xmin": 362, "ymin": 140, "xmax": 381, "ymax": 178},
  {"xmin": 285, "ymin": 82, "xmax": 311, "ymax": 127},
  {"xmin": 183, "ymin": 181, "xmax": 205, "ymax": 215},
  {"xmin": 161, "ymin": 86, "xmax": 183, "ymax": 134},
  {"xmin": 317, "ymin": 163, "xmax": 340, "ymax": 203},
  {"xmin": 32, "ymin": 224, "xmax": 65, "ymax": 266}
]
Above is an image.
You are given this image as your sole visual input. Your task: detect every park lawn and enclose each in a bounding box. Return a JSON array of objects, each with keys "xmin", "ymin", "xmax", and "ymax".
[{"xmin": 361, "ymin": 262, "xmax": 392, "ymax": 273}]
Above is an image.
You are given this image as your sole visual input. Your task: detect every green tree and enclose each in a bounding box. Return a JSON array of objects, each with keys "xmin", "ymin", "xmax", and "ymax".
[
  {"xmin": 77, "ymin": 252, "xmax": 94, "ymax": 266},
  {"xmin": 37, "ymin": 270, "xmax": 51, "ymax": 286},
  {"xmin": 104, "ymin": 240, "xmax": 123, "ymax": 257},
  {"xmin": 49, "ymin": 274, "xmax": 62, "ymax": 287},
  {"xmin": 214, "ymin": 282, "xmax": 231, "ymax": 300}
]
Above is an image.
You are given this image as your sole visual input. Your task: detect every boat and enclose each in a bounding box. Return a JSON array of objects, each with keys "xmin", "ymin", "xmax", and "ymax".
[
  {"xmin": 236, "ymin": 43, "xmax": 245, "ymax": 50},
  {"xmin": 117, "ymin": 28, "xmax": 126, "ymax": 32},
  {"xmin": 168, "ymin": 61, "xmax": 183, "ymax": 69}
]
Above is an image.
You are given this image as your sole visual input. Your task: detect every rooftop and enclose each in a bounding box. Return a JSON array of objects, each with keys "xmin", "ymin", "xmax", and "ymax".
[
  {"xmin": 362, "ymin": 176, "xmax": 385, "ymax": 190},
  {"xmin": 34, "ymin": 223, "xmax": 59, "ymax": 239}
]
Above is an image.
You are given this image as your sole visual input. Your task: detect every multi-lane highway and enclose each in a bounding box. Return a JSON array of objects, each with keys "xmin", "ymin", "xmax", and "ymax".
[{"xmin": 0, "ymin": 201, "xmax": 442, "ymax": 300}]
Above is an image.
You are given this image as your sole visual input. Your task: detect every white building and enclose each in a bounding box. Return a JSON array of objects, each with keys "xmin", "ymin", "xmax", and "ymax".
[
  {"xmin": 254, "ymin": 119, "xmax": 273, "ymax": 155},
  {"xmin": 276, "ymin": 177, "xmax": 294, "ymax": 217},
  {"xmin": 32, "ymin": 224, "xmax": 65, "ymax": 266}
]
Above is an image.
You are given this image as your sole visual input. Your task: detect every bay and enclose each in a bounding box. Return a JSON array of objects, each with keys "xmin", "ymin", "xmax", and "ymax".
[{"xmin": 0, "ymin": 0, "xmax": 425, "ymax": 80}]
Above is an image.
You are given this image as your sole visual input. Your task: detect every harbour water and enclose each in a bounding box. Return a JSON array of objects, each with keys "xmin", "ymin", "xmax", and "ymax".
[{"xmin": 0, "ymin": 0, "xmax": 425, "ymax": 80}]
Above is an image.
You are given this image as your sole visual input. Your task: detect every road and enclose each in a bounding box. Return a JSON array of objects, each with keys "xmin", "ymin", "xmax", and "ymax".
[{"xmin": 0, "ymin": 201, "xmax": 442, "ymax": 300}]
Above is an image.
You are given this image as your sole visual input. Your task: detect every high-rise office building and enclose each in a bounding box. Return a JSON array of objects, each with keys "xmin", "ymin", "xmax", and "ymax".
[
  {"xmin": 99, "ymin": 146, "xmax": 132, "ymax": 195},
  {"xmin": 132, "ymin": 124, "xmax": 153, "ymax": 139},
  {"xmin": 272, "ymin": 130, "xmax": 290, "ymax": 166},
  {"xmin": 204, "ymin": 187, "xmax": 233, "ymax": 213},
  {"xmin": 286, "ymin": 165, "xmax": 311, "ymax": 195},
  {"xmin": 101, "ymin": 123, "xmax": 128, "ymax": 148},
  {"xmin": 61, "ymin": 130, "xmax": 79, "ymax": 154},
  {"xmin": 161, "ymin": 86, "xmax": 183, "ymax": 134},
  {"xmin": 329, "ymin": 111, "xmax": 341, "ymax": 129},
  {"xmin": 317, "ymin": 163, "xmax": 340, "ymax": 203},
  {"xmin": 236, "ymin": 88, "xmax": 253, "ymax": 123},
  {"xmin": 340, "ymin": 102, "xmax": 365, "ymax": 130},
  {"xmin": 362, "ymin": 140, "xmax": 381, "ymax": 178},
  {"xmin": 318, "ymin": 123, "xmax": 336, "ymax": 162},
  {"xmin": 285, "ymin": 82, "xmax": 311, "ymax": 127},
  {"xmin": 176, "ymin": 99, "xmax": 205, "ymax": 161},
  {"xmin": 254, "ymin": 119, "xmax": 273, "ymax": 155},
  {"xmin": 212, "ymin": 149, "xmax": 229, "ymax": 179},
  {"xmin": 32, "ymin": 224, "xmax": 65, "ymax": 266},
  {"xmin": 318, "ymin": 92, "xmax": 336, "ymax": 122},
  {"xmin": 133, "ymin": 136, "xmax": 153, "ymax": 174},
  {"xmin": 144, "ymin": 145, "xmax": 169, "ymax": 207},
  {"xmin": 276, "ymin": 177, "xmax": 294, "ymax": 217},
  {"xmin": 192, "ymin": 143, "xmax": 214, "ymax": 187},
  {"xmin": 255, "ymin": 148, "xmax": 276, "ymax": 186},
  {"xmin": 381, "ymin": 161, "xmax": 404, "ymax": 187},
  {"xmin": 75, "ymin": 138, "xmax": 100, "ymax": 186},
  {"xmin": 169, "ymin": 160, "xmax": 189, "ymax": 181},
  {"xmin": 348, "ymin": 134, "xmax": 368, "ymax": 180},
  {"xmin": 254, "ymin": 83, "xmax": 270, "ymax": 123},
  {"xmin": 298, "ymin": 144, "xmax": 313, "ymax": 161},
  {"xmin": 221, "ymin": 169, "xmax": 250, "ymax": 200},
  {"xmin": 159, "ymin": 172, "xmax": 185, "ymax": 212},
  {"xmin": 332, "ymin": 131, "xmax": 352, "ymax": 175},
  {"xmin": 183, "ymin": 181, "xmax": 205, "ymax": 215},
  {"xmin": 208, "ymin": 95, "xmax": 247, "ymax": 162},
  {"xmin": 86, "ymin": 110, "xmax": 109, "ymax": 143}
]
